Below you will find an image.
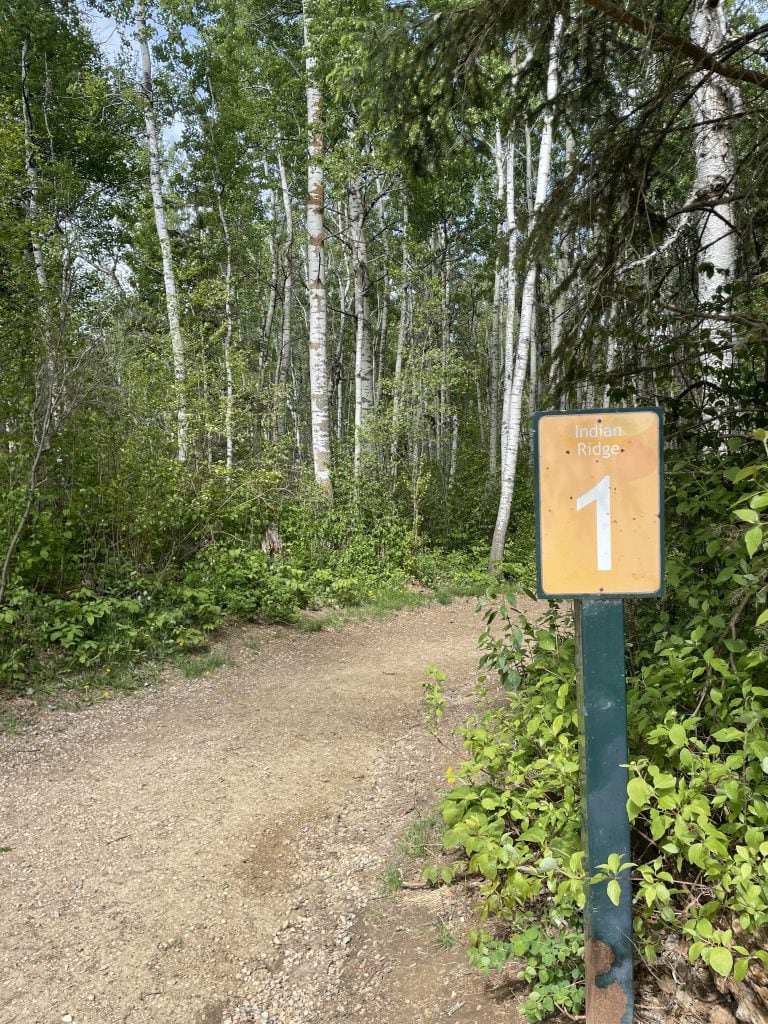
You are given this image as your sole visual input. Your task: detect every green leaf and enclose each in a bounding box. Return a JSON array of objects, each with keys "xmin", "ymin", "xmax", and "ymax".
[
  {"xmin": 712, "ymin": 728, "xmax": 743, "ymax": 743},
  {"xmin": 734, "ymin": 508, "xmax": 759, "ymax": 524},
  {"xmin": 689, "ymin": 941, "xmax": 704, "ymax": 962},
  {"xmin": 627, "ymin": 776, "xmax": 652, "ymax": 809},
  {"xmin": 536, "ymin": 630, "xmax": 556, "ymax": 651},
  {"xmin": 745, "ymin": 526, "xmax": 763, "ymax": 559},
  {"xmin": 757, "ymin": 609, "xmax": 768, "ymax": 628},
  {"xmin": 607, "ymin": 879, "xmax": 621, "ymax": 907},
  {"xmin": 669, "ymin": 724, "xmax": 687, "ymax": 747},
  {"xmin": 709, "ymin": 947, "xmax": 733, "ymax": 978},
  {"xmin": 733, "ymin": 958, "xmax": 750, "ymax": 984},
  {"xmin": 696, "ymin": 918, "xmax": 713, "ymax": 939}
]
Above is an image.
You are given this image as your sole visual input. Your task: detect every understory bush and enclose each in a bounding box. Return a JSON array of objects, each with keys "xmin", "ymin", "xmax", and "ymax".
[
  {"xmin": 0, "ymin": 460, "xmax": 509, "ymax": 690},
  {"xmin": 429, "ymin": 432, "xmax": 768, "ymax": 1021}
]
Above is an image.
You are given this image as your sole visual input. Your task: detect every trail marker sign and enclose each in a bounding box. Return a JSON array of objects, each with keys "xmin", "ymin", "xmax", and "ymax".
[
  {"xmin": 534, "ymin": 407, "xmax": 664, "ymax": 598},
  {"xmin": 533, "ymin": 407, "xmax": 665, "ymax": 1024}
]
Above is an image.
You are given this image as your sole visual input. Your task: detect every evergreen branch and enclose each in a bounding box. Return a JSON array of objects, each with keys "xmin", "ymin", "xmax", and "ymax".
[{"xmin": 579, "ymin": 0, "xmax": 768, "ymax": 88}]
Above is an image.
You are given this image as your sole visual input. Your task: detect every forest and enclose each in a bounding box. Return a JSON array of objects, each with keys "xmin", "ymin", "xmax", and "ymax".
[{"xmin": 1, "ymin": 0, "xmax": 767, "ymax": 1018}]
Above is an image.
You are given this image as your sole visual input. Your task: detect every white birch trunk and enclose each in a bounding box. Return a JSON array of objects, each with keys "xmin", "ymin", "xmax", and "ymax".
[
  {"xmin": 348, "ymin": 177, "xmax": 373, "ymax": 477},
  {"xmin": 449, "ymin": 414, "xmax": 459, "ymax": 490},
  {"xmin": 215, "ymin": 188, "xmax": 234, "ymax": 473},
  {"xmin": 391, "ymin": 208, "xmax": 410, "ymax": 474},
  {"xmin": 303, "ymin": 3, "xmax": 333, "ymax": 497},
  {"xmin": 489, "ymin": 268, "xmax": 502, "ymax": 478},
  {"xmin": 689, "ymin": 0, "xmax": 738, "ymax": 368},
  {"xmin": 261, "ymin": 176, "xmax": 279, "ymax": 384},
  {"xmin": 375, "ymin": 174, "xmax": 390, "ymax": 408},
  {"xmin": 490, "ymin": 17, "xmax": 562, "ymax": 570},
  {"xmin": 488, "ymin": 125, "xmax": 505, "ymax": 479},
  {"xmin": 136, "ymin": 1, "xmax": 188, "ymax": 462},
  {"xmin": 500, "ymin": 129, "xmax": 518, "ymax": 478},
  {"xmin": 206, "ymin": 79, "xmax": 234, "ymax": 471},
  {"xmin": 439, "ymin": 226, "xmax": 452, "ymax": 471},
  {"xmin": 334, "ymin": 237, "xmax": 353, "ymax": 441},
  {"xmin": 376, "ymin": 272, "xmax": 389, "ymax": 408},
  {"xmin": 273, "ymin": 152, "xmax": 293, "ymax": 440},
  {"xmin": 604, "ymin": 300, "xmax": 618, "ymax": 406}
]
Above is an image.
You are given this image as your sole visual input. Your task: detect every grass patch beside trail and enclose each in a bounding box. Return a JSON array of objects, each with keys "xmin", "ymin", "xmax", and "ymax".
[
  {"xmin": 294, "ymin": 574, "xmax": 518, "ymax": 635},
  {"xmin": 172, "ymin": 652, "xmax": 234, "ymax": 678},
  {"xmin": 379, "ymin": 813, "xmax": 442, "ymax": 896},
  {"xmin": 0, "ymin": 660, "xmax": 162, "ymax": 735}
]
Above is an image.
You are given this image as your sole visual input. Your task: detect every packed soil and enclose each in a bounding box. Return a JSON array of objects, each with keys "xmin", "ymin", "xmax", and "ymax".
[{"xmin": 0, "ymin": 598, "xmax": 540, "ymax": 1024}]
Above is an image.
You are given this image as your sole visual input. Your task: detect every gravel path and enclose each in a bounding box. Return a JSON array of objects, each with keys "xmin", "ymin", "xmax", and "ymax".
[{"xmin": 0, "ymin": 599, "xmax": 534, "ymax": 1024}]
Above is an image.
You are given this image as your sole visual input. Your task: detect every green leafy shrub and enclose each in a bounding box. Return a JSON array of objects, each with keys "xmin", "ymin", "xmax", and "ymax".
[
  {"xmin": 428, "ymin": 597, "xmax": 586, "ymax": 1020},
  {"xmin": 469, "ymin": 916, "xmax": 585, "ymax": 1023},
  {"xmin": 431, "ymin": 435, "xmax": 768, "ymax": 1018},
  {"xmin": 181, "ymin": 545, "xmax": 308, "ymax": 623}
]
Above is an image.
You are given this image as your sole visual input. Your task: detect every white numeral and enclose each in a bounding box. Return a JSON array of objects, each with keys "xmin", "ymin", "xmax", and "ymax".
[{"xmin": 576, "ymin": 475, "xmax": 612, "ymax": 571}]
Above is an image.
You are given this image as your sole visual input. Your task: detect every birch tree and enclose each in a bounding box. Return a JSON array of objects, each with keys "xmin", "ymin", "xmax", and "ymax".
[
  {"xmin": 689, "ymin": 0, "xmax": 738, "ymax": 366},
  {"xmin": 490, "ymin": 16, "xmax": 562, "ymax": 570},
  {"xmin": 135, "ymin": 0, "xmax": 188, "ymax": 462},
  {"xmin": 488, "ymin": 126, "xmax": 505, "ymax": 479},
  {"xmin": 348, "ymin": 174, "xmax": 374, "ymax": 477},
  {"xmin": 303, "ymin": 1, "xmax": 333, "ymax": 498}
]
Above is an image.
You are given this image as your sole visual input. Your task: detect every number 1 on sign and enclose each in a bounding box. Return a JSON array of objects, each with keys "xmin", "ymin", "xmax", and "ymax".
[{"xmin": 576, "ymin": 475, "xmax": 612, "ymax": 571}]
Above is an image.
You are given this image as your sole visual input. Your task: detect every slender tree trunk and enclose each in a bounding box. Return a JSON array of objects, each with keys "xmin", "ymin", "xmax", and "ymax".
[
  {"xmin": 500, "ymin": 128, "xmax": 518, "ymax": 478},
  {"xmin": 348, "ymin": 176, "xmax": 373, "ymax": 477},
  {"xmin": 439, "ymin": 224, "xmax": 452, "ymax": 472},
  {"xmin": 449, "ymin": 414, "xmax": 459, "ymax": 490},
  {"xmin": 4, "ymin": 43, "xmax": 59, "ymax": 606},
  {"xmin": 490, "ymin": 17, "xmax": 562, "ymax": 571},
  {"xmin": 391, "ymin": 208, "xmax": 410, "ymax": 476},
  {"xmin": 689, "ymin": 0, "xmax": 737, "ymax": 368},
  {"xmin": 550, "ymin": 129, "xmax": 575, "ymax": 373},
  {"xmin": 215, "ymin": 187, "xmax": 235, "ymax": 472},
  {"xmin": 136, "ymin": 0, "xmax": 188, "ymax": 462},
  {"xmin": 376, "ymin": 270, "xmax": 389, "ymax": 408},
  {"xmin": 525, "ymin": 124, "xmax": 535, "ymax": 215},
  {"xmin": 331, "ymin": 237, "xmax": 352, "ymax": 441},
  {"xmin": 489, "ymin": 267, "xmax": 502, "ymax": 478},
  {"xmin": 303, "ymin": 2, "xmax": 333, "ymax": 497},
  {"xmin": 604, "ymin": 300, "xmax": 618, "ymax": 405},
  {"xmin": 21, "ymin": 39, "xmax": 61, "ymax": 425},
  {"xmin": 274, "ymin": 151, "xmax": 293, "ymax": 441},
  {"xmin": 488, "ymin": 125, "xmax": 505, "ymax": 480},
  {"xmin": 375, "ymin": 174, "xmax": 390, "ymax": 408},
  {"xmin": 529, "ymin": 283, "xmax": 539, "ymax": 416},
  {"xmin": 21, "ymin": 42, "xmax": 50, "ymax": 317},
  {"xmin": 261, "ymin": 177, "xmax": 279, "ymax": 388},
  {"xmin": 205, "ymin": 79, "xmax": 235, "ymax": 471},
  {"xmin": 391, "ymin": 211, "xmax": 409, "ymax": 479}
]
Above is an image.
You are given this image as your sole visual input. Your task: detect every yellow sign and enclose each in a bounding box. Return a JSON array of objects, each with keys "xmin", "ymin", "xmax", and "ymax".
[{"xmin": 534, "ymin": 408, "xmax": 664, "ymax": 597}]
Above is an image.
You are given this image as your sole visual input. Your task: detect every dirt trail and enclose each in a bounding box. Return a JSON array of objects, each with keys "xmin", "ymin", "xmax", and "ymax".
[{"xmin": 0, "ymin": 599, "xmax": 533, "ymax": 1024}]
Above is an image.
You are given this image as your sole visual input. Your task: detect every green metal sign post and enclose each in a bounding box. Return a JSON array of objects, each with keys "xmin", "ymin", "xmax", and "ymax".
[
  {"xmin": 575, "ymin": 599, "xmax": 633, "ymax": 1024},
  {"xmin": 533, "ymin": 408, "xmax": 665, "ymax": 1024}
]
